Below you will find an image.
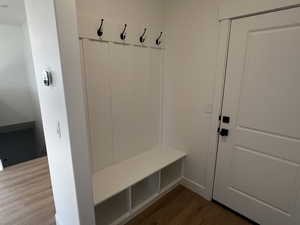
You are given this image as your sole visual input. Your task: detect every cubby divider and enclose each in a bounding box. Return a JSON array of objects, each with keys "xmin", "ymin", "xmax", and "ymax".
[
  {"xmin": 132, "ymin": 172, "xmax": 160, "ymax": 210},
  {"xmin": 160, "ymin": 159, "xmax": 183, "ymax": 191}
]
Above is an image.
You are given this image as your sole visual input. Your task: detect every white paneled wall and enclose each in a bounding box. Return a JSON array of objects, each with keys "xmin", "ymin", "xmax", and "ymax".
[
  {"xmin": 82, "ymin": 40, "xmax": 163, "ymax": 172},
  {"xmin": 80, "ymin": 36, "xmax": 187, "ymax": 225},
  {"xmin": 82, "ymin": 40, "xmax": 113, "ymax": 170},
  {"xmin": 76, "ymin": 0, "xmax": 224, "ymax": 202},
  {"xmin": 76, "ymin": 0, "xmax": 223, "ymax": 201}
]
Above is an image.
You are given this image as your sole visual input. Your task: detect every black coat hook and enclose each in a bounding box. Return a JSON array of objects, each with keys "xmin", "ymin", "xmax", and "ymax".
[
  {"xmin": 156, "ymin": 32, "xmax": 163, "ymax": 46},
  {"xmin": 139, "ymin": 28, "xmax": 147, "ymax": 43},
  {"xmin": 120, "ymin": 24, "xmax": 127, "ymax": 40},
  {"xmin": 97, "ymin": 19, "xmax": 104, "ymax": 37}
]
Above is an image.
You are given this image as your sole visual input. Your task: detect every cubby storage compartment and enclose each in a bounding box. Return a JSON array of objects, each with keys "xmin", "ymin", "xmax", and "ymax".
[
  {"xmin": 161, "ymin": 160, "xmax": 182, "ymax": 190},
  {"xmin": 95, "ymin": 189, "xmax": 130, "ymax": 225},
  {"xmin": 132, "ymin": 172, "xmax": 159, "ymax": 209}
]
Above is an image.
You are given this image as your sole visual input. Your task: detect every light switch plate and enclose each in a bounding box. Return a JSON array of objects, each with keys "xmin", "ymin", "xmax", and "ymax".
[{"xmin": 204, "ymin": 104, "xmax": 213, "ymax": 114}]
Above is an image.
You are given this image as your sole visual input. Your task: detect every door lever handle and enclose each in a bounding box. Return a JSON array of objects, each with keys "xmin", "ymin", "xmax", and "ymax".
[{"xmin": 219, "ymin": 128, "xmax": 229, "ymax": 137}]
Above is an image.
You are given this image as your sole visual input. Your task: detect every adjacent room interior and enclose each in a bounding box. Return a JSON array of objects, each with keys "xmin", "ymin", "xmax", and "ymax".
[
  {"xmin": 1, "ymin": 0, "xmax": 300, "ymax": 225},
  {"xmin": 0, "ymin": 1, "xmax": 54, "ymax": 224},
  {"xmin": 0, "ymin": 0, "xmax": 46, "ymax": 169}
]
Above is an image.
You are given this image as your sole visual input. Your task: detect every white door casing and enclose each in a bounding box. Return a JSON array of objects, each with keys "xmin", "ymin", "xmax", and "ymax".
[{"xmin": 214, "ymin": 7, "xmax": 300, "ymax": 225}]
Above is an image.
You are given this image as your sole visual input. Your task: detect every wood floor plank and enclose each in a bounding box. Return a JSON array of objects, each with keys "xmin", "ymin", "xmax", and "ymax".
[
  {"xmin": 126, "ymin": 186, "xmax": 255, "ymax": 225},
  {"xmin": 0, "ymin": 157, "xmax": 55, "ymax": 225}
]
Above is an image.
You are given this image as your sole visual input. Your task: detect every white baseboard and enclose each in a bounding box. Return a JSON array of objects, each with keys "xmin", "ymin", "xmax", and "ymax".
[{"xmin": 180, "ymin": 177, "xmax": 210, "ymax": 200}]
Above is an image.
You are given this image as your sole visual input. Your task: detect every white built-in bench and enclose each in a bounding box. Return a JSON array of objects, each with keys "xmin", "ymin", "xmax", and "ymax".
[{"xmin": 93, "ymin": 147, "xmax": 186, "ymax": 225}]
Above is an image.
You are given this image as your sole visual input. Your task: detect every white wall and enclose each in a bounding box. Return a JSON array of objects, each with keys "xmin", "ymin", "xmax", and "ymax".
[
  {"xmin": 76, "ymin": 0, "xmax": 165, "ymax": 29},
  {"xmin": 164, "ymin": 0, "xmax": 221, "ymax": 199},
  {"xmin": 25, "ymin": 0, "xmax": 95, "ymax": 224},
  {"xmin": 0, "ymin": 24, "xmax": 35, "ymax": 126},
  {"xmin": 0, "ymin": 23, "xmax": 45, "ymax": 154}
]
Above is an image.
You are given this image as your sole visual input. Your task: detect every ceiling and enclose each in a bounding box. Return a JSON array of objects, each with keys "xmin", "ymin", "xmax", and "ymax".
[{"xmin": 0, "ymin": 0, "xmax": 26, "ymax": 25}]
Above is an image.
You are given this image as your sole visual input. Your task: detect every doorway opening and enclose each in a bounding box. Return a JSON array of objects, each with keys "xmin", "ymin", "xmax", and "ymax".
[{"xmin": 0, "ymin": 0, "xmax": 55, "ymax": 224}]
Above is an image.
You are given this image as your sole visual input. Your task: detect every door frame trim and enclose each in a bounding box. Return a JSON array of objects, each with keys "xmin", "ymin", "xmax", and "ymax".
[
  {"xmin": 206, "ymin": 19, "xmax": 231, "ymax": 200},
  {"xmin": 219, "ymin": 0, "xmax": 300, "ymax": 21}
]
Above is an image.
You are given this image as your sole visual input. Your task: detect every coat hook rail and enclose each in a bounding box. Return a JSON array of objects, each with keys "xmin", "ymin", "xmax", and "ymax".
[{"xmin": 90, "ymin": 20, "xmax": 164, "ymax": 47}]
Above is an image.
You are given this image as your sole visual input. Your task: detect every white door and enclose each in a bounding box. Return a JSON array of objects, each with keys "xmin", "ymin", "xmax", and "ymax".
[{"xmin": 214, "ymin": 7, "xmax": 300, "ymax": 225}]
